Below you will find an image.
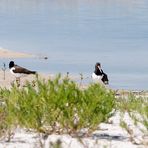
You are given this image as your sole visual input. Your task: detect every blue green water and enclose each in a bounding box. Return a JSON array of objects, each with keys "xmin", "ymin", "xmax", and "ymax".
[{"xmin": 0, "ymin": 0, "xmax": 148, "ymax": 90}]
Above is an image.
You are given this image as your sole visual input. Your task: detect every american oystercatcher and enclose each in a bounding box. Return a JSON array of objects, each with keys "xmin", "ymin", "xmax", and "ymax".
[
  {"xmin": 92, "ymin": 62, "xmax": 109, "ymax": 85},
  {"xmin": 9, "ymin": 61, "xmax": 37, "ymax": 84}
]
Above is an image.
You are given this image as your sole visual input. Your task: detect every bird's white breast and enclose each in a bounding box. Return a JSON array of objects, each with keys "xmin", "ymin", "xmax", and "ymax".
[
  {"xmin": 10, "ymin": 67, "xmax": 24, "ymax": 78},
  {"xmin": 92, "ymin": 72, "xmax": 102, "ymax": 80}
]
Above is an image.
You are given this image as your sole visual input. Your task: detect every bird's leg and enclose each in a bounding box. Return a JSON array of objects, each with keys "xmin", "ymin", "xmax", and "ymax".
[{"xmin": 16, "ymin": 77, "xmax": 20, "ymax": 87}]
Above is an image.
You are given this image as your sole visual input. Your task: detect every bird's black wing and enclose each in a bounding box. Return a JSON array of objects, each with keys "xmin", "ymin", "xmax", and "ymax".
[{"xmin": 13, "ymin": 65, "xmax": 36, "ymax": 74}]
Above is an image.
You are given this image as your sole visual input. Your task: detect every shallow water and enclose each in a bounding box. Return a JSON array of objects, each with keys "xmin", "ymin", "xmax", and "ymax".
[{"xmin": 0, "ymin": 0, "xmax": 148, "ymax": 90}]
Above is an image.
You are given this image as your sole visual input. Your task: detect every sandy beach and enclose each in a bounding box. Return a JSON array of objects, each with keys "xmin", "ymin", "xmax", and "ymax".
[
  {"xmin": 0, "ymin": 49, "xmax": 147, "ymax": 148},
  {"xmin": 0, "ymin": 48, "xmax": 33, "ymax": 58},
  {"xmin": 0, "ymin": 110, "xmax": 147, "ymax": 148}
]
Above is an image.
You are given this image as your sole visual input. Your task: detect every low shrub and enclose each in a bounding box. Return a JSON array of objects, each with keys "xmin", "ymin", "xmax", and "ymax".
[{"xmin": 0, "ymin": 74, "xmax": 115, "ymax": 136}]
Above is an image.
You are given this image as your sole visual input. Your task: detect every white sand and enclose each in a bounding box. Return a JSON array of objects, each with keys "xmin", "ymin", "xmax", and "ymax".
[{"xmin": 0, "ymin": 112, "xmax": 147, "ymax": 148}]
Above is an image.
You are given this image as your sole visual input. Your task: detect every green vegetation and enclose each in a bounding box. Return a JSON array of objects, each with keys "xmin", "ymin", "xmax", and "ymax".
[
  {"xmin": 0, "ymin": 74, "xmax": 115, "ymax": 137},
  {"xmin": 116, "ymin": 94, "xmax": 148, "ymax": 143},
  {"xmin": 0, "ymin": 74, "xmax": 147, "ymax": 145},
  {"xmin": 117, "ymin": 94, "xmax": 148, "ymax": 129}
]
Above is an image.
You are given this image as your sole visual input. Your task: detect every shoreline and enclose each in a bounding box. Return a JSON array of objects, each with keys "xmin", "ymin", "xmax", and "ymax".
[
  {"xmin": 0, "ymin": 70, "xmax": 148, "ymax": 97},
  {"xmin": 0, "ymin": 48, "xmax": 33, "ymax": 58},
  {"xmin": 0, "ymin": 48, "xmax": 147, "ymax": 92}
]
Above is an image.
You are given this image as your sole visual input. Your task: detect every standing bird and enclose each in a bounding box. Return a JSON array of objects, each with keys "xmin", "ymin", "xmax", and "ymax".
[{"xmin": 9, "ymin": 61, "xmax": 37, "ymax": 85}]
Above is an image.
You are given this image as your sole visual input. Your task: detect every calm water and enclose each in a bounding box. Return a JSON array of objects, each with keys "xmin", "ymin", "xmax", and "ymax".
[{"xmin": 0, "ymin": 0, "xmax": 148, "ymax": 90}]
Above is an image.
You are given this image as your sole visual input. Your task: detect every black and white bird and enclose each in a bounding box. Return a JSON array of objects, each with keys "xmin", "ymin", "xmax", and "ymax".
[{"xmin": 9, "ymin": 61, "xmax": 37, "ymax": 82}]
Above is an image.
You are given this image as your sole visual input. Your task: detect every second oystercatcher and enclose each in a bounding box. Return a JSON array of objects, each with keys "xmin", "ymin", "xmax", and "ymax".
[{"xmin": 9, "ymin": 61, "xmax": 37, "ymax": 85}]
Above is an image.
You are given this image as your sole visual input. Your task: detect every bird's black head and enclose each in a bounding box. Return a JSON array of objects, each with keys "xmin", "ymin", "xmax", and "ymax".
[{"xmin": 9, "ymin": 61, "xmax": 15, "ymax": 69}]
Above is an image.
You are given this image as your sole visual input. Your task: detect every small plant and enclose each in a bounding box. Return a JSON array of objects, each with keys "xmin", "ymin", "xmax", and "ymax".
[
  {"xmin": 0, "ymin": 107, "xmax": 7, "ymax": 137},
  {"xmin": 50, "ymin": 139, "xmax": 62, "ymax": 148},
  {"xmin": 2, "ymin": 63, "xmax": 6, "ymax": 80},
  {"xmin": 79, "ymin": 73, "xmax": 83, "ymax": 86},
  {"xmin": 117, "ymin": 95, "xmax": 148, "ymax": 130},
  {"xmin": 117, "ymin": 94, "xmax": 148, "ymax": 144},
  {"xmin": 66, "ymin": 72, "xmax": 69, "ymax": 78},
  {"xmin": 120, "ymin": 120, "xmax": 134, "ymax": 142}
]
